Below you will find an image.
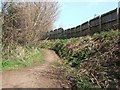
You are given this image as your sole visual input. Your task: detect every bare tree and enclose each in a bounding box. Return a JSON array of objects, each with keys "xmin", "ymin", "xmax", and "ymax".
[
  {"xmin": 2, "ymin": 1, "xmax": 59, "ymax": 58},
  {"xmin": 2, "ymin": 1, "xmax": 59, "ymax": 44}
]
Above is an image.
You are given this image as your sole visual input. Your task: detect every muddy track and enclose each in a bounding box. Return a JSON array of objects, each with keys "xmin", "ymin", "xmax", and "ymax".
[{"xmin": 2, "ymin": 49, "xmax": 68, "ymax": 88}]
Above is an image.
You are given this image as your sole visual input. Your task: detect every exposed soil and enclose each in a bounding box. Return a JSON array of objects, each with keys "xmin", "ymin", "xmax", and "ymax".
[{"xmin": 2, "ymin": 49, "xmax": 68, "ymax": 88}]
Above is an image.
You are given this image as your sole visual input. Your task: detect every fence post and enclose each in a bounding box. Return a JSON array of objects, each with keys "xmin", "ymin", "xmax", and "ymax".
[
  {"xmin": 80, "ymin": 25, "xmax": 82, "ymax": 37},
  {"xmin": 99, "ymin": 15, "xmax": 102, "ymax": 32},
  {"xmin": 117, "ymin": 1, "xmax": 120, "ymax": 30},
  {"xmin": 88, "ymin": 21, "xmax": 90, "ymax": 35}
]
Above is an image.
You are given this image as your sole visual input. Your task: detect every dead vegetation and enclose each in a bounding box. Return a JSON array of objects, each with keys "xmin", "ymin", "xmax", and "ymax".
[{"xmin": 39, "ymin": 30, "xmax": 120, "ymax": 89}]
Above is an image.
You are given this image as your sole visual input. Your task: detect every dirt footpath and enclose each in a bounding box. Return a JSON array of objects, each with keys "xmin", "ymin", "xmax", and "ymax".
[{"xmin": 2, "ymin": 49, "xmax": 68, "ymax": 88}]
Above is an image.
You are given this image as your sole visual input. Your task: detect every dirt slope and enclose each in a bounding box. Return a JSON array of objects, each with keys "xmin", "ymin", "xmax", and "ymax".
[{"xmin": 2, "ymin": 49, "xmax": 66, "ymax": 88}]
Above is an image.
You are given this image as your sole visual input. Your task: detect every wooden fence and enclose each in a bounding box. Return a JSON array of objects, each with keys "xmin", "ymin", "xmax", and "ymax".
[{"xmin": 47, "ymin": 7, "xmax": 120, "ymax": 39}]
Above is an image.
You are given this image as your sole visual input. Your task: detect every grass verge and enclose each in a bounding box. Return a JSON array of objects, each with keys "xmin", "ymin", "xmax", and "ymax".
[{"xmin": 2, "ymin": 47, "xmax": 45, "ymax": 70}]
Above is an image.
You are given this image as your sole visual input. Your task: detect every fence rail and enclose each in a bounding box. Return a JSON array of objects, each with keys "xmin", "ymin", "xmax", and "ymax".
[{"xmin": 47, "ymin": 8, "xmax": 120, "ymax": 39}]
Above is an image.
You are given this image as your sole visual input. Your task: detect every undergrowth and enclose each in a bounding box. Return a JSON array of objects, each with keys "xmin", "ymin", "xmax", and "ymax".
[{"xmin": 39, "ymin": 30, "xmax": 120, "ymax": 89}]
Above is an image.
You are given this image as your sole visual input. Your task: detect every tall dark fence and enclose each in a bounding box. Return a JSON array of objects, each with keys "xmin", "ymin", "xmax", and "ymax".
[{"xmin": 47, "ymin": 8, "xmax": 120, "ymax": 39}]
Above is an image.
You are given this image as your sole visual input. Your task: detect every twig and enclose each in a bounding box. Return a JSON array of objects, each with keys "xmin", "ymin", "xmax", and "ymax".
[{"xmin": 91, "ymin": 73, "xmax": 102, "ymax": 88}]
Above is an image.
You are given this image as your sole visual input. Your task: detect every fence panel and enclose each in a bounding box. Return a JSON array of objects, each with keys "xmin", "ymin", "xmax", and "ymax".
[
  {"xmin": 76, "ymin": 25, "xmax": 81, "ymax": 37},
  {"xmin": 89, "ymin": 16, "xmax": 100, "ymax": 35},
  {"xmin": 101, "ymin": 9, "xmax": 117, "ymax": 30},
  {"xmin": 81, "ymin": 21, "xmax": 89, "ymax": 36}
]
